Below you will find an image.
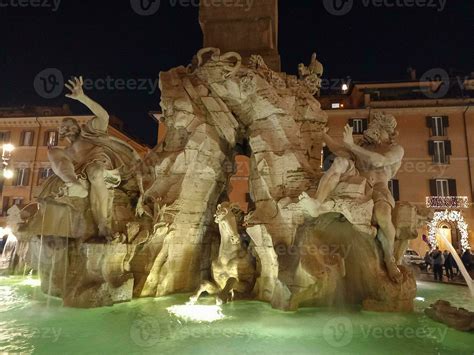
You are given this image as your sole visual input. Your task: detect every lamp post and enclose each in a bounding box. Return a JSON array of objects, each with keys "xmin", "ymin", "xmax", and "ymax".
[{"xmin": 1, "ymin": 143, "xmax": 15, "ymax": 215}]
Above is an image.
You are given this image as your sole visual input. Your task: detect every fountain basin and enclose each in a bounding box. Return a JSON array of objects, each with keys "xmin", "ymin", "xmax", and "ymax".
[{"xmin": 1, "ymin": 278, "xmax": 472, "ymax": 354}]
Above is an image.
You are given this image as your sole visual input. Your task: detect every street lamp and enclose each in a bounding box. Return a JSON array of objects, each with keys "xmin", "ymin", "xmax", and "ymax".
[
  {"xmin": 3, "ymin": 169, "xmax": 13, "ymax": 179},
  {"xmin": 1, "ymin": 143, "xmax": 14, "ymax": 169},
  {"xmin": 2, "ymin": 144, "xmax": 14, "ymax": 155},
  {"xmin": 1, "ymin": 144, "xmax": 15, "ymax": 213}
]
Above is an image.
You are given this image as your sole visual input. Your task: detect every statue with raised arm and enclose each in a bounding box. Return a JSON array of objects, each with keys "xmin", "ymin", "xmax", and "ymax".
[
  {"xmin": 45, "ymin": 76, "xmax": 141, "ymax": 238},
  {"xmin": 299, "ymin": 113, "xmax": 404, "ymax": 283}
]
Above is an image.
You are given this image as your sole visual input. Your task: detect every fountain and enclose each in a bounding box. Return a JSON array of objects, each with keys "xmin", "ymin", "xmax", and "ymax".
[
  {"xmin": 5, "ymin": 49, "xmax": 437, "ymax": 314},
  {"xmin": 1, "ymin": 48, "xmax": 473, "ymax": 354}
]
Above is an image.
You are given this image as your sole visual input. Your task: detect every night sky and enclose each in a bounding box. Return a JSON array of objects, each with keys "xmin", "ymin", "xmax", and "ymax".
[{"xmin": 0, "ymin": 0, "xmax": 472, "ymax": 146}]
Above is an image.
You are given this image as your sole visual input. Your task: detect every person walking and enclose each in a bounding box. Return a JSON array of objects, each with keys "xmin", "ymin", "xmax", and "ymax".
[
  {"xmin": 431, "ymin": 247, "xmax": 444, "ymax": 282},
  {"xmin": 462, "ymin": 249, "xmax": 472, "ymax": 273},
  {"xmin": 424, "ymin": 251, "xmax": 432, "ymax": 272},
  {"xmin": 443, "ymin": 250, "xmax": 454, "ymax": 281}
]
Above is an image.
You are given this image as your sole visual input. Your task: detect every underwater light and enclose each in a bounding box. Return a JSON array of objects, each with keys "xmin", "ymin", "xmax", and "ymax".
[{"xmin": 167, "ymin": 304, "xmax": 225, "ymax": 323}]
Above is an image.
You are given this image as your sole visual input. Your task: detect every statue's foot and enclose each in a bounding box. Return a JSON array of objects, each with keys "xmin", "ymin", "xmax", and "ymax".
[
  {"xmin": 298, "ymin": 192, "xmax": 321, "ymax": 218},
  {"xmin": 98, "ymin": 224, "xmax": 113, "ymax": 240},
  {"xmin": 386, "ymin": 261, "xmax": 403, "ymax": 284},
  {"xmin": 65, "ymin": 181, "xmax": 88, "ymax": 198},
  {"xmin": 243, "ymin": 210, "xmax": 261, "ymax": 227}
]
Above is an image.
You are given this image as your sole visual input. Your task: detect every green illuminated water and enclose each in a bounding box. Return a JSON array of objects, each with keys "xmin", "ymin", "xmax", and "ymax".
[{"xmin": 0, "ymin": 277, "xmax": 473, "ymax": 354}]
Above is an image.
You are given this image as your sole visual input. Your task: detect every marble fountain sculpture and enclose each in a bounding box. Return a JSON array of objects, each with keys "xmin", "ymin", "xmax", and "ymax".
[{"xmin": 11, "ymin": 48, "xmax": 430, "ymax": 311}]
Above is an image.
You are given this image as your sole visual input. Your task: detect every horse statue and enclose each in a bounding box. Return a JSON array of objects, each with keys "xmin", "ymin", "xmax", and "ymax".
[{"xmin": 190, "ymin": 202, "xmax": 256, "ymax": 304}]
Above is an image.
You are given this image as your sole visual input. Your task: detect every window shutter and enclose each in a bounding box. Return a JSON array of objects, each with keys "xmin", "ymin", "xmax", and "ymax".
[
  {"xmin": 426, "ymin": 117, "xmax": 433, "ymax": 128},
  {"xmin": 37, "ymin": 168, "xmax": 44, "ymax": 185},
  {"xmin": 20, "ymin": 131, "xmax": 25, "ymax": 146},
  {"xmin": 23, "ymin": 168, "xmax": 31, "ymax": 186},
  {"xmin": 43, "ymin": 132, "xmax": 49, "ymax": 146},
  {"xmin": 429, "ymin": 179, "xmax": 437, "ymax": 196},
  {"xmin": 442, "ymin": 116, "xmax": 449, "ymax": 128},
  {"xmin": 393, "ymin": 180, "xmax": 400, "ymax": 201},
  {"xmin": 362, "ymin": 119, "xmax": 368, "ymax": 131},
  {"xmin": 12, "ymin": 169, "xmax": 19, "ymax": 186},
  {"xmin": 428, "ymin": 141, "xmax": 435, "ymax": 155},
  {"xmin": 448, "ymin": 179, "xmax": 457, "ymax": 196},
  {"xmin": 445, "ymin": 140, "xmax": 452, "ymax": 155},
  {"xmin": 348, "ymin": 119, "xmax": 354, "ymax": 127}
]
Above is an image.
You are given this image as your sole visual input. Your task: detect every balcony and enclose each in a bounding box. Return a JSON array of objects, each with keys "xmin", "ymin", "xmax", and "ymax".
[{"xmin": 426, "ymin": 196, "xmax": 470, "ymax": 209}]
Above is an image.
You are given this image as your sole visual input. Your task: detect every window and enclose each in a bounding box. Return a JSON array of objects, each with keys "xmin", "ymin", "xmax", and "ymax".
[
  {"xmin": 0, "ymin": 131, "xmax": 11, "ymax": 144},
  {"xmin": 429, "ymin": 140, "xmax": 451, "ymax": 164},
  {"xmin": 349, "ymin": 118, "xmax": 368, "ymax": 135},
  {"xmin": 20, "ymin": 130, "xmax": 35, "ymax": 146},
  {"xmin": 388, "ymin": 179, "xmax": 400, "ymax": 201},
  {"xmin": 12, "ymin": 198, "xmax": 23, "ymax": 206},
  {"xmin": 426, "ymin": 116, "xmax": 449, "ymax": 137},
  {"xmin": 37, "ymin": 167, "xmax": 55, "ymax": 185},
  {"xmin": 44, "ymin": 130, "xmax": 58, "ymax": 146},
  {"xmin": 13, "ymin": 168, "xmax": 30, "ymax": 187},
  {"xmin": 430, "ymin": 179, "xmax": 457, "ymax": 197}
]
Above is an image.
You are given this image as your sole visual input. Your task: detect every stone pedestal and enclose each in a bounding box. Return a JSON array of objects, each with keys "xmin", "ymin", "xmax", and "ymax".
[{"xmin": 199, "ymin": 0, "xmax": 281, "ymax": 71}]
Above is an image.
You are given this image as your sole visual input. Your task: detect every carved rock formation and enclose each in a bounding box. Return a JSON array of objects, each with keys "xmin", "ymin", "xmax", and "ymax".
[
  {"xmin": 14, "ymin": 48, "xmax": 420, "ymax": 312},
  {"xmin": 425, "ymin": 300, "xmax": 474, "ymax": 332}
]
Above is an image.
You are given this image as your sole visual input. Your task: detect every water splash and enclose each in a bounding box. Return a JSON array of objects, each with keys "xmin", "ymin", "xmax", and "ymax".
[
  {"xmin": 167, "ymin": 304, "xmax": 226, "ymax": 323},
  {"xmin": 438, "ymin": 229, "xmax": 474, "ymax": 297}
]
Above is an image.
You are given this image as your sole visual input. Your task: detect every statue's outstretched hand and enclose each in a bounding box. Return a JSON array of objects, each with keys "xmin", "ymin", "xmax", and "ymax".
[
  {"xmin": 342, "ymin": 124, "xmax": 355, "ymax": 146},
  {"xmin": 65, "ymin": 76, "xmax": 85, "ymax": 101}
]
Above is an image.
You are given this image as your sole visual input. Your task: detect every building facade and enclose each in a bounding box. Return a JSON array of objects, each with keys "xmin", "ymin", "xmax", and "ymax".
[
  {"xmin": 319, "ymin": 78, "xmax": 474, "ymax": 255},
  {"xmin": 152, "ymin": 77, "xmax": 474, "ymax": 255},
  {"xmin": 0, "ymin": 106, "xmax": 150, "ymax": 227}
]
